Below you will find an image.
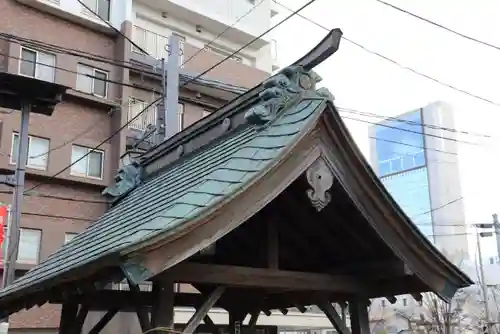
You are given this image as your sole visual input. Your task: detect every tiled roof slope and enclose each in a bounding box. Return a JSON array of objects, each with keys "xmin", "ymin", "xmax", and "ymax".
[{"xmin": 0, "ymin": 72, "xmax": 328, "ymax": 302}]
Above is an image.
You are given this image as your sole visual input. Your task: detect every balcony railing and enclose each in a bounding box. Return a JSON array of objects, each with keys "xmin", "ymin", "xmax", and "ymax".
[
  {"xmin": 128, "ymin": 99, "xmax": 157, "ymax": 131},
  {"xmin": 128, "ymin": 100, "xmax": 185, "ymax": 132},
  {"xmin": 132, "ymin": 25, "xmax": 184, "ymax": 64}
]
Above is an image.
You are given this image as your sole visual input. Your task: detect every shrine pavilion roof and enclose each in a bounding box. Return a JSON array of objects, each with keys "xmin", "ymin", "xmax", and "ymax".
[{"xmin": 0, "ymin": 29, "xmax": 472, "ymax": 318}]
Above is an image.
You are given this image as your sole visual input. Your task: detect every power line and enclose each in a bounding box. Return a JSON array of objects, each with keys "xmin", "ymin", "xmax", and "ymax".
[
  {"xmin": 0, "ymin": 50, "xmax": 155, "ymax": 93},
  {"xmin": 412, "ymin": 197, "xmax": 464, "ymax": 219},
  {"xmin": 272, "ymin": 0, "xmax": 500, "ymax": 107},
  {"xmin": 0, "ymin": 190, "xmax": 108, "ymax": 204},
  {"xmin": 0, "ymin": 32, "xmax": 250, "ymax": 93},
  {"xmin": 373, "ymin": 0, "xmax": 500, "ymax": 52},
  {"xmin": 342, "ymin": 113, "xmax": 481, "ymax": 147},
  {"xmin": 369, "ymin": 135, "xmax": 455, "ymax": 156},
  {"xmin": 182, "ymin": 0, "xmax": 266, "ymax": 67},
  {"xmin": 76, "ymin": 0, "xmax": 151, "ymax": 57},
  {"xmin": 24, "ymin": 0, "xmax": 321, "ymax": 194},
  {"xmin": 338, "ymin": 106, "xmax": 494, "ymax": 139}
]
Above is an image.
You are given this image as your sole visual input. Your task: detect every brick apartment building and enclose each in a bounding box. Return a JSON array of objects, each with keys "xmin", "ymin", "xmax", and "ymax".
[{"xmin": 0, "ymin": 0, "xmax": 278, "ymax": 332}]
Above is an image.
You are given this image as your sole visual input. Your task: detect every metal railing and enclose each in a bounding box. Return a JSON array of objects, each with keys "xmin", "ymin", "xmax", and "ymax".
[
  {"xmin": 128, "ymin": 99, "xmax": 157, "ymax": 131},
  {"xmin": 132, "ymin": 25, "xmax": 184, "ymax": 63}
]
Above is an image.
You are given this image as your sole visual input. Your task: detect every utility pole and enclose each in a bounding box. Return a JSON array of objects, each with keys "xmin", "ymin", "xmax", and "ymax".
[
  {"xmin": 3, "ymin": 103, "xmax": 30, "ymax": 288},
  {"xmin": 492, "ymin": 213, "xmax": 500, "ymax": 261},
  {"xmin": 475, "ymin": 224, "xmax": 494, "ymax": 333},
  {"xmin": 156, "ymin": 33, "xmax": 181, "ymax": 142},
  {"xmin": 0, "ymin": 72, "xmax": 67, "ymax": 333}
]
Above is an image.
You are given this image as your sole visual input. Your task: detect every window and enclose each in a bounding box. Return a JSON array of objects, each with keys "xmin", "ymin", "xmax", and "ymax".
[
  {"xmin": 19, "ymin": 47, "xmax": 55, "ymax": 82},
  {"xmin": 178, "ymin": 103, "xmax": 184, "ymax": 131},
  {"xmin": 375, "ymin": 109, "xmax": 426, "ymax": 177},
  {"xmin": 11, "ymin": 133, "xmax": 50, "ymax": 170},
  {"xmin": 81, "ymin": 0, "xmax": 110, "ymax": 21},
  {"xmin": 64, "ymin": 233, "xmax": 78, "ymax": 244},
  {"xmin": 76, "ymin": 64, "xmax": 108, "ymax": 98},
  {"xmin": 71, "ymin": 145, "xmax": 104, "ymax": 179},
  {"xmin": 17, "ymin": 228, "xmax": 41, "ymax": 264},
  {"xmin": 402, "ymin": 298, "xmax": 407, "ymax": 306}
]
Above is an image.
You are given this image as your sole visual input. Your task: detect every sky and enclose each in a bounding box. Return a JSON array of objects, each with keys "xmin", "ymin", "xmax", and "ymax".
[{"xmin": 270, "ymin": 0, "xmax": 500, "ymax": 257}]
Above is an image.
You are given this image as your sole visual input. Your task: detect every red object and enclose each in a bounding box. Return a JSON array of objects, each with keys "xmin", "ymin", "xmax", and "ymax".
[{"xmin": 0, "ymin": 206, "xmax": 6, "ymax": 252}]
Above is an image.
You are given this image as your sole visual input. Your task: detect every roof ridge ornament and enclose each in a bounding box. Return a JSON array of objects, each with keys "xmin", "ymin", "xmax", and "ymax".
[
  {"xmin": 244, "ymin": 66, "xmax": 334, "ymax": 127},
  {"xmin": 102, "ymin": 161, "xmax": 144, "ymax": 203}
]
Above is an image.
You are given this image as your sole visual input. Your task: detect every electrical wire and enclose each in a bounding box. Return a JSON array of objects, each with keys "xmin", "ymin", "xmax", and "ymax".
[
  {"xmin": 76, "ymin": 0, "xmax": 151, "ymax": 57},
  {"xmin": 373, "ymin": 0, "xmax": 500, "ymax": 52},
  {"xmin": 272, "ymin": 0, "xmax": 500, "ymax": 107},
  {"xmin": 0, "ymin": 33, "xmax": 248, "ymax": 92},
  {"xmin": 0, "ymin": 190, "xmax": 108, "ymax": 204},
  {"xmin": 338, "ymin": 107, "xmax": 495, "ymax": 139},
  {"xmin": 24, "ymin": 0, "xmax": 321, "ymax": 194},
  {"xmin": 342, "ymin": 114, "xmax": 480, "ymax": 147},
  {"xmin": 181, "ymin": 0, "xmax": 266, "ymax": 67}
]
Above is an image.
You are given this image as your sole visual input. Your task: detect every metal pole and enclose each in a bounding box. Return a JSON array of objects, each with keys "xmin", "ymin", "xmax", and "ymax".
[
  {"xmin": 477, "ymin": 228, "xmax": 492, "ymax": 332},
  {"xmin": 155, "ymin": 57, "xmax": 167, "ymax": 143},
  {"xmin": 1, "ymin": 205, "xmax": 12, "ymax": 288},
  {"xmin": 492, "ymin": 214, "xmax": 500, "ymax": 262},
  {"xmin": 3, "ymin": 103, "xmax": 30, "ymax": 289},
  {"xmin": 164, "ymin": 34, "xmax": 180, "ymax": 140}
]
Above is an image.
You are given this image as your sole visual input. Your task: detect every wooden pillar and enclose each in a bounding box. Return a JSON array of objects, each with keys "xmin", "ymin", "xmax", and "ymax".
[
  {"xmin": 348, "ymin": 300, "xmax": 370, "ymax": 334},
  {"xmin": 58, "ymin": 302, "xmax": 78, "ymax": 334},
  {"xmin": 151, "ymin": 279, "xmax": 175, "ymax": 333},
  {"xmin": 228, "ymin": 310, "xmax": 246, "ymax": 334}
]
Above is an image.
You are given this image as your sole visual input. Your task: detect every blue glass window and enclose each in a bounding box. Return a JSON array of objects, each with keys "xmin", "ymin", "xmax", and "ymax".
[
  {"xmin": 375, "ymin": 110, "xmax": 426, "ymax": 177},
  {"xmin": 381, "ymin": 167, "xmax": 434, "ymax": 242}
]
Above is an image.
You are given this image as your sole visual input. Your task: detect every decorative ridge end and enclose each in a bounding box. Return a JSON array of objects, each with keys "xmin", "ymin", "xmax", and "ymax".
[
  {"xmin": 244, "ymin": 66, "xmax": 334, "ymax": 127},
  {"xmin": 102, "ymin": 161, "xmax": 144, "ymax": 204}
]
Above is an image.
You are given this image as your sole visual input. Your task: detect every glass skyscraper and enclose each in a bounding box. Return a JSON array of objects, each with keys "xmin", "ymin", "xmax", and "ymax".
[
  {"xmin": 373, "ymin": 109, "xmax": 434, "ymax": 240},
  {"xmin": 369, "ymin": 102, "xmax": 468, "ymax": 259}
]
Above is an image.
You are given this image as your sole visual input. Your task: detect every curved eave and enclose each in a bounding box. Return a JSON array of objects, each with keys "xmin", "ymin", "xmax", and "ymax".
[{"xmin": 322, "ymin": 102, "xmax": 473, "ymax": 299}]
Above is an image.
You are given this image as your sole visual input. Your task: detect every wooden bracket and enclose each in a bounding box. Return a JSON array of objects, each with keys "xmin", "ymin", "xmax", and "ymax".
[
  {"xmin": 89, "ymin": 309, "xmax": 118, "ymax": 334},
  {"xmin": 318, "ymin": 300, "xmax": 351, "ymax": 334},
  {"xmin": 183, "ymin": 286, "xmax": 226, "ymax": 334}
]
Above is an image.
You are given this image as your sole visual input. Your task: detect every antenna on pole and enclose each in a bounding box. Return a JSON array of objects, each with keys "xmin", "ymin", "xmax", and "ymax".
[{"xmin": 156, "ymin": 34, "xmax": 181, "ymax": 143}]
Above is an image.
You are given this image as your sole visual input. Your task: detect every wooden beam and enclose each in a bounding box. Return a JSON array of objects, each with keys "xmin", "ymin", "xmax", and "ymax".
[
  {"xmin": 318, "ymin": 300, "xmax": 350, "ymax": 334},
  {"xmin": 183, "ymin": 287, "xmax": 226, "ymax": 334},
  {"xmin": 58, "ymin": 302, "xmax": 78, "ymax": 334},
  {"xmin": 348, "ymin": 299, "xmax": 370, "ymax": 334},
  {"xmin": 151, "ymin": 280, "xmax": 175, "ymax": 333},
  {"xmin": 126, "ymin": 277, "xmax": 152, "ymax": 332},
  {"xmin": 74, "ymin": 305, "xmax": 89, "ymax": 334},
  {"xmin": 50, "ymin": 290, "xmax": 215, "ymax": 311},
  {"xmin": 248, "ymin": 311, "xmax": 259, "ymax": 328},
  {"xmin": 202, "ymin": 315, "xmax": 219, "ymax": 334},
  {"xmin": 267, "ymin": 220, "xmax": 279, "ymax": 269},
  {"xmin": 89, "ymin": 309, "xmax": 118, "ymax": 334},
  {"xmin": 166, "ymin": 262, "xmax": 369, "ymax": 293}
]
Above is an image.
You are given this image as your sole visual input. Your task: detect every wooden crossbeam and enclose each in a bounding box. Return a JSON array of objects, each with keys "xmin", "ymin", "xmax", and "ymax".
[
  {"xmin": 89, "ymin": 309, "xmax": 118, "ymax": 334},
  {"xmin": 318, "ymin": 300, "xmax": 350, "ymax": 334},
  {"xmin": 166, "ymin": 262, "xmax": 370, "ymax": 293},
  {"xmin": 183, "ymin": 287, "xmax": 225, "ymax": 334}
]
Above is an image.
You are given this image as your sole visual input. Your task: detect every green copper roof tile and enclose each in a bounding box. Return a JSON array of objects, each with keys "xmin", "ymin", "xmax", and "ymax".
[{"xmin": 0, "ymin": 96, "xmax": 326, "ymax": 298}]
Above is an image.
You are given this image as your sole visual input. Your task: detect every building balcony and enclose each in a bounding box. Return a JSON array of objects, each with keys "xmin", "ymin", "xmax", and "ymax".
[
  {"xmin": 130, "ymin": 25, "xmax": 269, "ymax": 88},
  {"xmin": 127, "ymin": 98, "xmax": 157, "ymax": 132},
  {"xmin": 136, "ymin": 0, "xmax": 271, "ymax": 49},
  {"xmin": 16, "ymin": 0, "xmax": 129, "ymax": 34}
]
